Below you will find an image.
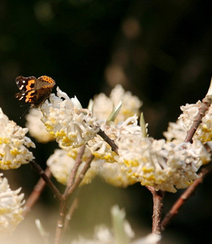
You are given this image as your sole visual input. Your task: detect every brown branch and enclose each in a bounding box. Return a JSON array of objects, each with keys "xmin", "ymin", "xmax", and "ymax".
[
  {"xmin": 54, "ymin": 152, "xmax": 95, "ymax": 244},
  {"xmin": 66, "ymin": 153, "xmax": 94, "ymax": 196},
  {"xmin": 146, "ymin": 186, "xmax": 165, "ymax": 235},
  {"xmin": 184, "ymin": 95, "xmax": 212, "ymax": 143},
  {"xmin": 98, "ymin": 129, "xmax": 119, "ymax": 154},
  {"xmin": 161, "ymin": 163, "xmax": 212, "ymax": 231},
  {"xmin": 22, "ymin": 167, "xmax": 51, "ymax": 217},
  {"xmin": 64, "ymin": 146, "xmax": 85, "ymax": 195},
  {"xmin": 30, "ymin": 160, "xmax": 63, "ymax": 202},
  {"xmin": 64, "ymin": 197, "xmax": 78, "ymax": 232}
]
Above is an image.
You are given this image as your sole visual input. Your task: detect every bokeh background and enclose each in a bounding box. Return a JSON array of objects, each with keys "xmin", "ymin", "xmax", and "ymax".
[{"xmin": 0, "ymin": 0, "xmax": 212, "ymax": 243}]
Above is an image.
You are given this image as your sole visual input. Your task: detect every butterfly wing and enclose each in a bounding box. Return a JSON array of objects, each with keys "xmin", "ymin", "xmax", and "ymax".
[{"xmin": 15, "ymin": 75, "xmax": 55, "ymax": 108}]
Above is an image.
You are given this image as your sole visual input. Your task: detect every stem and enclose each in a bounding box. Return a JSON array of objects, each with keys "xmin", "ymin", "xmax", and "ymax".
[
  {"xmin": 64, "ymin": 146, "xmax": 85, "ymax": 195},
  {"xmin": 64, "ymin": 197, "xmax": 78, "ymax": 232},
  {"xmin": 161, "ymin": 164, "xmax": 212, "ymax": 230},
  {"xmin": 184, "ymin": 96, "xmax": 212, "ymax": 143},
  {"xmin": 66, "ymin": 153, "xmax": 94, "ymax": 196},
  {"xmin": 146, "ymin": 186, "xmax": 165, "ymax": 235},
  {"xmin": 54, "ymin": 152, "xmax": 95, "ymax": 244},
  {"xmin": 30, "ymin": 160, "xmax": 63, "ymax": 202},
  {"xmin": 55, "ymin": 200, "xmax": 67, "ymax": 244},
  {"xmin": 98, "ymin": 129, "xmax": 119, "ymax": 154},
  {"xmin": 23, "ymin": 167, "xmax": 51, "ymax": 217}
]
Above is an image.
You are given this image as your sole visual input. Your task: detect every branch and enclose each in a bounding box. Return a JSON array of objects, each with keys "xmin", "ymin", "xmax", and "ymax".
[
  {"xmin": 184, "ymin": 95, "xmax": 212, "ymax": 143},
  {"xmin": 146, "ymin": 186, "xmax": 165, "ymax": 235},
  {"xmin": 64, "ymin": 146, "xmax": 85, "ymax": 195},
  {"xmin": 23, "ymin": 167, "xmax": 51, "ymax": 217},
  {"xmin": 30, "ymin": 160, "xmax": 63, "ymax": 202},
  {"xmin": 98, "ymin": 129, "xmax": 119, "ymax": 154},
  {"xmin": 161, "ymin": 163, "xmax": 212, "ymax": 231},
  {"xmin": 66, "ymin": 153, "xmax": 94, "ymax": 196},
  {"xmin": 54, "ymin": 152, "xmax": 95, "ymax": 244}
]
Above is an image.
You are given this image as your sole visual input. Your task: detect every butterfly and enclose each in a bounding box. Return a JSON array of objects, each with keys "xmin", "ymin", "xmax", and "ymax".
[{"xmin": 15, "ymin": 75, "xmax": 56, "ymax": 108}]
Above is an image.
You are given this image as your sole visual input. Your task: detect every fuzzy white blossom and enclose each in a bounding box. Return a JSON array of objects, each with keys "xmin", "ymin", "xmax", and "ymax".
[
  {"xmin": 41, "ymin": 87, "xmax": 100, "ymax": 150},
  {"xmin": 0, "ymin": 173, "xmax": 25, "ymax": 234},
  {"xmin": 25, "ymin": 109, "xmax": 54, "ymax": 143},
  {"xmin": 0, "ymin": 108, "xmax": 35, "ymax": 169},
  {"xmin": 97, "ymin": 161, "xmax": 136, "ymax": 187},
  {"xmin": 119, "ymin": 137, "xmax": 209, "ymax": 192},
  {"xmin": 92, "ymin": 84, "xmax": 142, "ymax": 122}
]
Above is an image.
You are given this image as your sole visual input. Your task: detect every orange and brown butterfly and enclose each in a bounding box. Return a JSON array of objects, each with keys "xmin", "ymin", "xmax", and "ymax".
[{"xmin": 15, "ymin": 75, "xmax": 56, "ymax": 108}]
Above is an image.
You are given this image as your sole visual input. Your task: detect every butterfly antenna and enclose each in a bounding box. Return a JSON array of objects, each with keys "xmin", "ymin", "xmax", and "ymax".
[{"xmin": 19, "ymin": 106, "xmax": 30, "ymax": 119}]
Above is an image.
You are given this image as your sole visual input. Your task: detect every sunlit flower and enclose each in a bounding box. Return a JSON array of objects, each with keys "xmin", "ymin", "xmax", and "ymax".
[
  {"xmin": 0, "ymin": 173, "xmax": 25, "ymax": 234},
  {"xmin": 25, "ymin": 109, "xmax": 54, "ymax": 143},
  {"xmin": 0, "ymin": 108, "xmax": 35, "ymax": 170},
  {"xmin": 92, "ymin": 84, "xmax": 142, "ymax": 122},
  {"xmin": 41, "ymin": 87, "xmax": 100, "ymax": 150},
  {"xmin": 118, "ymin": 137, "xmax": 209, "ymax": 192},
  {"xmin": 46, "ymin": 148, "xmax": 99, "ymax": 186},
  {"xmin": 97, "ymin": 160, "xmax": 136, "ymax": 187}
]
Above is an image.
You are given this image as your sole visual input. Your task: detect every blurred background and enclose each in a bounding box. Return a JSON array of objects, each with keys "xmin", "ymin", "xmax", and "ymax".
[{"xmin": 0, "ymin": 0, "xmax": 212, "ymax": 243}]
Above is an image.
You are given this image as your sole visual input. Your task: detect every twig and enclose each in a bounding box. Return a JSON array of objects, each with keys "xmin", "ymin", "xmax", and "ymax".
[
  {"xmin": 98, "ymin": 129, "xmax": 119, "ymax": 154},
  {"xmin": 161, "ymin": 163, "xmax": 212, "ymax": 231},
  {"xmin": 54, "ymin": 152, "xmax": 95, "ymax": 244},
  {"xmin": 30, "ymin": 160, "xmax": 63, "ymax": 202},
  {"xmin": 184, "ymin": 95, "xmax": 212, "ymax": 143},
  {"xmin": 64, "ymin": 146, "xmax": 85, "ymax": 195},
  {"xmin": 22, "ymin": 167, "xmax": 51, "ymax": 217},
  {"xmin": 146, "ymin": 186, "xmax": 165, "ymax": 235},
  {"xmin": 64, "ymin": 197, "xmax": 78, "ymax": 232},
  {"xmin": 66, "ymin": 153, "xmax": 94, "ymax": 196}
]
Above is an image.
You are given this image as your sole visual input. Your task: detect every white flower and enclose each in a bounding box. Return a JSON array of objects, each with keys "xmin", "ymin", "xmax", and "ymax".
[
  {"xmin": 0, "ymin": 108, "xmax": 35, "ymax": 169},
  {"xmin": 0, "ymin": 173, "xmax": 25, "ymax": 234},
  {"xmin": 47, "ymin": 148, "xmax": 98, "ymax": 186},
  {"xmin": 40, "ymin": 87, "xmax": 100, "ymax": 150},
  {"xmin": 92, "ymin": 84, "xmax": 142, "ymax": 122},
  {"xmin": 118, "ymin": 137, "xmax": 208, "ymax": 192},
  {"xmin": 97, "ymin": 160, "xmax": 136, "ymax": 187},
  {"xmin": 25, "ymin": 109, "xmax": 55, "ymax": 143}
]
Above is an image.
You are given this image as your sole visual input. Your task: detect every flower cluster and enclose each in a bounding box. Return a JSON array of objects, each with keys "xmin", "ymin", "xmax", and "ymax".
[
  {"xmin": 37, "ymin": 85, "xmax": 211, "ymax": 193},
  {"xmin": 0, "ymin": 173, "xmax": 25, "ymax": 234},
  {"xmin": 41, "ymin": 88, "xmax": 100, "ymax": 150},
  {"xmin": 120, "ymin": 138, "xmax": 208, "ymax": 192},
  {"xmin": 0, "ymin": 108, "xmax": 35, "ymax": 169}
]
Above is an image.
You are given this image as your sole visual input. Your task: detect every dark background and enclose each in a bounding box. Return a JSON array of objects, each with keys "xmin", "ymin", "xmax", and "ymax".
[{"xmin": 0, "ymin": 0, "xmax": 212, "ymax": 243}]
